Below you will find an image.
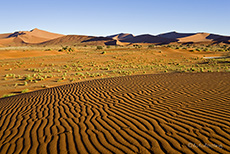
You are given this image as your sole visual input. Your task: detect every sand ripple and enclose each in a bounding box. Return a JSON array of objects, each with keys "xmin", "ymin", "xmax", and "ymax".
[{"xmin": 0, "ymin": 73, "xmax": 230, "ymax": 154}]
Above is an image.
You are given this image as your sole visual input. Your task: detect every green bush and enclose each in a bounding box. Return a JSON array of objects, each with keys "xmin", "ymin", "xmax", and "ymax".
[
  {"xmin": 21, "ymin": 89, "xmax": 29, "ymax": 93},
  {"xmin": 148, "ymin": 45, "xmax": 155, "ymax": 48},
  {"xmin": 2, "ymin": 93, "xmax": 16, "ymax": 98},
  {"xmin": 97, "ymin": 46, "xmax": 103, "ymax": 50}
]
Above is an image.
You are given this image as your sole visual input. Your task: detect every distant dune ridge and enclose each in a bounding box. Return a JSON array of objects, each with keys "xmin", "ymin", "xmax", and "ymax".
[
  {"xmin": 0, "ymin": 73, "xmax": 230, "ymax": 153},
  {"xmin": 0, "ymin": 28, "xmax": 230, "ymax": 46},
  {"xmin": 39, "ymin": 35, "xmax": 116, "ymax": 46},
  {"xmin": 157, "ymin": 31, "xmax": 195, "ymax": 39}
]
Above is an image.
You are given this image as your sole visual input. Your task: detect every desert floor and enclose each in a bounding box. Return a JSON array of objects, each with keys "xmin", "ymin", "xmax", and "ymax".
[
  {"xmin": 0, "ymin": 45, "xmax": 230, "ymax": 153},
  {"xmin": 0, "ymin": 45, "xmax": 229, "ymax": 97}
]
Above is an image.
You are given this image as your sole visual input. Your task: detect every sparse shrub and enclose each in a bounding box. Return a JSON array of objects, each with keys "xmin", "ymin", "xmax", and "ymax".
[
  {"xmin": 101, "ymin": 51, "xmax": 106, "ymax": 54},
  {"xmin": 59, "ymin": 46, "xmax": 74, "ymax": 52},
  {"xmin": 148, "ymin": 45, "xmax": 155, "ymax": 48},
  {"xmin": 97, "ymin": 46, "xmax": 103, "ymax": 50},
  {"xmin": 2, "ymin": 94, "xmax": 16, "ymax": 98},
  {"xmin": 25, "ymin": 75, "xmax": 33, "ymax": 81},
  {"xmin": 21, "ymin": 89, "xmax": 29, "ymax": 93},
  {"xmin": 133, "ymin": 44, "xmax": 142, "ymax": 48},
  {"xmin": 24, "ymin": 81, "xmax": 28, "ymax": 86},
  {"xmin": 76, "ymin": 72, "xmax": 84, "ymax": 76},
  {"xmin": 45, "ymin": 49, "xmax": 52, "ymax": 51}
]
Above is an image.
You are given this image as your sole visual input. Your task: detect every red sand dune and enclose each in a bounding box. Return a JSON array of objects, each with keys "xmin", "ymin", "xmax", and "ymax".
[
  {"xmin": 107, "ymin": 33, "xmax": 134, "ymax": 45},
  {"xmin": 0, "ymin": 73, "xmax": 230, "ymax": 154},
  {"xmin": 158, "ymin": 31, "xmax": 230, "ymax": 44},
  {"xmin": 0, "ymin": 28, "xmax": 64, "ymax": 46},
  {"xmin": 108, "ymin": 33, "xmax": 134, "ymax": 40},
  {"xmin": 178, "ymin": 33, "xmax": 212, "ymax": 43}
]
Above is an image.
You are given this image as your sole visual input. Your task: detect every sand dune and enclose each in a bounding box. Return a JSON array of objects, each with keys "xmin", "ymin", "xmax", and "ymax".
[
  {"xmin": 107, "ymin": 33, "xmax": 134, "ymax": 40},
  {"xmin": 15, "ymin": 29, "xmax": 64, "ymax": 44},
  {"xmin": 0, "ymin": 28, "xmax": 64, "ymax": 46},
  {"xmin": 107, "ymin": 33, "xmax": 134, "ymax": 45},
  {"xmin": 29, "ymin": 28, "xmax": 64, "ymax": 40},
  {"xmin": 1, "ymin": 29, "xmax": 230, "ymax": 46},
  {"xmin": 40, "ymin": 35, "xmax": 117, "ymax": 46},
  {"xmin": 0, "ymin": 73, "xmax": 229, "ymax": 154},
  {"xmin": 39, "ymin": 35, "xmax": 92, "ymax": 46},
  {"xmin": 178, "ymin": 33, "xmax": 212, "ymax": 43}
]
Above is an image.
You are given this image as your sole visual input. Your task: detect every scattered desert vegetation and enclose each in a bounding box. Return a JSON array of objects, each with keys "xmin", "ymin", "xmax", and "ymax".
[{"xmin": 0, "ymin": 44, "xmax": 229, "ymax": 97}]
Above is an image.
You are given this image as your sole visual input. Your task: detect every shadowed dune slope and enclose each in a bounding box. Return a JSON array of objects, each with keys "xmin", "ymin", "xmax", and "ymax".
[
  {"xmin": 122, "ymin": 34, "xmax": 177, "ymax": 44},
  {"xmin": 0, "ymin": 73, "xmax": 230, "ymax": 154},
  {"xmin": 157, "ymin": 31, "xmax": 195, "ymax": 39},
  {"xmin": 40, "ymin": 35, "xmax": 117, "ymax": 46},
  {"xmin": 213, "ymin": 36, "xmax": 230, "ymax": 44},
  {"xmin": 39, "ymin": 35, "xmax": 93, "ymax": 46}
]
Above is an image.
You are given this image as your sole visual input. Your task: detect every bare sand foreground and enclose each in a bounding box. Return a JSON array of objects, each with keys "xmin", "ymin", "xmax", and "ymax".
[{"xmin": 0, "ymin": 73, "xmax": 230, "ymax": 154}]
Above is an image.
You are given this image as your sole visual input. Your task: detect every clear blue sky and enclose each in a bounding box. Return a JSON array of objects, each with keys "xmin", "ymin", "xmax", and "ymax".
[{"xmin": 0, "ymin": 0, "xmax": 229, "ymax": 36}]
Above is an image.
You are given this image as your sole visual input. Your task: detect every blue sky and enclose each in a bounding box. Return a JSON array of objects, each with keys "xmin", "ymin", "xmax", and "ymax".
[{"xmin": 0, "ymin": 0, "xmax": 229, "ymax": 36}]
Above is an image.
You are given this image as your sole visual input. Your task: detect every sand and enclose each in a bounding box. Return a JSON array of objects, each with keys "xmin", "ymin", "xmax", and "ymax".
[
  {"xmin": 0, "ymin": 28, "xmax": 64, "ymax": 46},
  {"xmin": 0, "ymin": 50, "xmax": 64, "ymax": 60},
  {"xmin": 178, "ymin": 33, "xmax": 212, "ymax": 43},
  {"xmin": 0, "ymin": 72, "xmax": 230, "ymax": 154}
]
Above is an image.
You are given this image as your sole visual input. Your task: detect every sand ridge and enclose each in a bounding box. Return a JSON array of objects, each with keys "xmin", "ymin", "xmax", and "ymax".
[
  {"xmin": 0, "ymin": 72, "xmax": 230, "ymax": 154},
  {"xmin": 1, "ymin": 29, "xmax": 230, "ymax": 46}
]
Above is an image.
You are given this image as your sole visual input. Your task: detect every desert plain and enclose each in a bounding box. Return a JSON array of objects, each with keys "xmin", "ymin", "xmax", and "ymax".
[{"xmin": 0, "ymin": 29, "xmax": 230, "ymax": 154}]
